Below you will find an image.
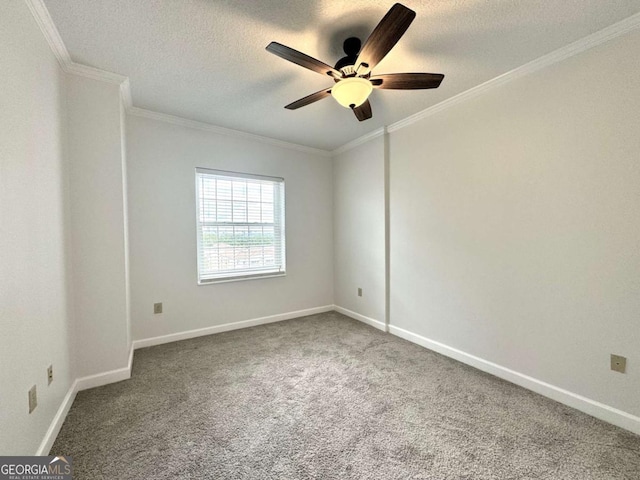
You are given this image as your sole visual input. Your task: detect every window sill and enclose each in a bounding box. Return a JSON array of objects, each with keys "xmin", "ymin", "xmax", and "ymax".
[{"xmin": 198, "ymin": 272, "xmax": 286, "ymax": 285}]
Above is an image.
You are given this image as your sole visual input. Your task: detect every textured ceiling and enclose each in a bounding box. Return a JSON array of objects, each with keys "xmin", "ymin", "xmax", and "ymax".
[{"xmin": 44, "ymin": 0, "xmax": 640, "ymax": 151}]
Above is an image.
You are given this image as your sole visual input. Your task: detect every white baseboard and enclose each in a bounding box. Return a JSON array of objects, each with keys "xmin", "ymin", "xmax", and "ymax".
[
  {"xmin": 75, "ymin": 346, "xmax": 134, "ymax": 391},
  {"xmin": 37, "ymin": 346, "xmax": 135, "ymax": 455},
  {"xmin": 35, "ymin": 380, "xmax": 78, "ymax": 455},
  {"xmin": 38, "ymin": 305, "xmax": 335, "ymax": 455},
  {"xmin": 133, "ymin": 305, "xmax": 335, "ymax": 350},
  {"xmin": 389, "ymin": 324, "xmax": 640, "ymax": 436},
  {"xmin": 334, "ymin": 305, "xmax": 387, "ymax": 332}
]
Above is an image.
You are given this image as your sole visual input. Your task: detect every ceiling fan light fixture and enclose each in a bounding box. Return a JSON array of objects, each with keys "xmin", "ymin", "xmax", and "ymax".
[
  {"xmin": 331, "ymin": 77, "xmax": 373, "ymax": 109},
  {"xmin": 266, "ymin": 4, "xmax": 442, "ymax": 122}
]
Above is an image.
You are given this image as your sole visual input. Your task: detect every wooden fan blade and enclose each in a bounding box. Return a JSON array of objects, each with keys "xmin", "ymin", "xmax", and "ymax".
[
  {"xmin": 352, "ymin": 100, "xmax": 372, "ymax": 121},
  {"xmin": 266, "ymin": 42, "xmax": 341, "ymax": 78},
  {"xmin": 356, "ymin": 3, "xmax": 416, "ymax": 71},
  {"xmin": 285, "ymin": 88, "xmax": 332, "ymax": 110},
  {"xmin": 370, "ymin": 73, "xmax": 444, "ymax": 90}
]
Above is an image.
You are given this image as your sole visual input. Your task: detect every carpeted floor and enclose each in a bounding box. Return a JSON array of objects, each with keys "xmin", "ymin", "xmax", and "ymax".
[{"xmin": 52, "ymin": 312, "xmax": 640, "ymax": 479}]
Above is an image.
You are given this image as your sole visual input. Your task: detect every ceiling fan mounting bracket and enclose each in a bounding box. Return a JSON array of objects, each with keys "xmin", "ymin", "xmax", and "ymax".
[
  {"xmin": 334, "ymin": 36, "xmax": 362, "ymax": 71},
  {"xmin": 343, "ymin": 37, "xmax": 362, "ymax": 56}
]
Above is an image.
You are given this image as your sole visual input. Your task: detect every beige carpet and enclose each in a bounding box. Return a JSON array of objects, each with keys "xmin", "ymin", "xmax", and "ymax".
[{"xmin": 52, "ymin": 312, "xmax": 640, "ymax": 479}]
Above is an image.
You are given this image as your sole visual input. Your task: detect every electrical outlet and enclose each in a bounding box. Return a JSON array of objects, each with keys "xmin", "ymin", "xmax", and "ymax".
[
  {"xmin": 357, "ymin": 288, "xmax": 362, "ymax": 297},
  {"xmin": 154, "ymin": 302, "xmax": 163, "ymax": 314},
  {"xmin": 28, "ymin": 385, "xmax": 37, "ymax": 413},
  {"xmin": 611, "ymin": 354, "xmax": 626, "ymax": 373},
  {"xmin": 47, "ymin": 365, "xmax": 53, "ymax": 385}
]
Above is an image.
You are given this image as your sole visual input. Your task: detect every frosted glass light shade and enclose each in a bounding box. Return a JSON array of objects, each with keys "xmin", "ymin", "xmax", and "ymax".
[{"xmin": 331, "ymin": 77, "xmax": 373, "ymax": 108}]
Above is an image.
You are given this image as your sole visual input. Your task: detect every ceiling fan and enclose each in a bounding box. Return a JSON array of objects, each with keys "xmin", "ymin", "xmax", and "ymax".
[{"xmin": 266, "ymin": 3, "xmax": 444, "ymax": 122}]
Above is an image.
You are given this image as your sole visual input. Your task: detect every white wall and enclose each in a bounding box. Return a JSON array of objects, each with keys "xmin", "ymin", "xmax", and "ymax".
[
  {"xmin": 126, "ymin": 115, "xmax": 333, "ymax": 341},
  {"xmin": 65, "ymin": 75, "xmax": 130, "ymax": 377},
  {"xmin": 4, "ymin": 0, "xmax": 637, "ymax": 454},
  {"xmin": 389, "ymin": 30, "xmax": 640, "ymax": 417},
  {"xmin": 120, "ymin": 96, "xmax": 132, "ymax": 353},
  {"xmin": 0, "ymin": 0, "xmax": 73, "ymax": 455},
  {"xmin": 333, "ymin": 137, "xmax": 386, "ymax": 323}
]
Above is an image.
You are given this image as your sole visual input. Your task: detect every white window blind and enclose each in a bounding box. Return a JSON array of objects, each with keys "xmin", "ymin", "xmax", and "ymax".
[{"xmin": 195, "ymin": 168, "xmax": 286, "ymax": 283}]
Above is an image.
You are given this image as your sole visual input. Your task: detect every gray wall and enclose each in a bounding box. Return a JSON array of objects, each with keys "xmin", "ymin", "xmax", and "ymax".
[
  {"xmin": 331, "ymin": 26, "xmax": 640, "ymax": 426},
  {"xmin": 65, "ymin": 75, "xmax": 130, "ymax": 378},
  {"xmin": 333, "ymin": 136, "xmax": 386, "ymax": 323},
  {"xmin": 126, "ymin": 115, "xmax": 334, "ymax": 341},
  {"xmin": 389, "ymin": 30, "xmax": 640, "ymax": 416},
  {"xmin": 0, "ymin": 0, "xmax": 73, "ymax": 455}
]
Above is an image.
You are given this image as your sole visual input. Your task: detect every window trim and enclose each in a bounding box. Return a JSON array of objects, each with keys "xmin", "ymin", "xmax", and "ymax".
[{"xmin": 195, "ymin": 167, "xmax": 286, "ymax": 285}]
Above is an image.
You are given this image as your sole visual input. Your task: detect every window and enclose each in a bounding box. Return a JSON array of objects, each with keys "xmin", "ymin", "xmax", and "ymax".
[{"xmin": 195, "ymin": 168, "xmax": 285, "ymax": 283}]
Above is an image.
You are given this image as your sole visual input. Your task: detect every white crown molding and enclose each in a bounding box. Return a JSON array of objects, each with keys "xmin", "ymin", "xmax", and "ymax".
[
  {"xmin": 331, "ymin": 127, "xmax": 386, "ymax": 156},
  {"xmin": 25, "ymin": 0, "xmax": 328, "ymax": 158},
  {"xmin": 26, "ymin": 0, "xmax": 640, "ymax": 158},
  {"xmin": 25, "ymin": 0, "xmax": 120, "ymax": 82},
  {"xmin": 24, "ymin": 0, "xmax": 70, "ymax": 69},
  {"xmin": 24, "ymin": 0, "xmax": 329, "ymax": 157},
  {"xmin": 65, "ymin": 62, "xmax": 128, "ymax": 85},
  {"xmin": 332, "ymin": 14, "xmax": 640, "ymax": 152},
  {"xmin": 127, "ymin": 106, "xmax": 332, "ymax": 157},
  {"xmin": 388, "ymin": 11, "xmax": 640, "ymax": 133},
  {"xmin": 25, "ymin": 0, "xmax": 329, "ymax": 158}
]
